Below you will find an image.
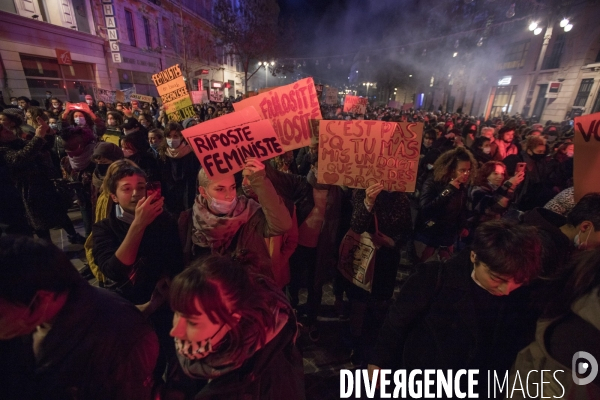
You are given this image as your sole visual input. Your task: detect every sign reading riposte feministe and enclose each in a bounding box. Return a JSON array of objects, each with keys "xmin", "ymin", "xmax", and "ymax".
[
  {"xmin": 233, "ymin": 77, "xmax": 322, "ymax": 152},
  {"xmin": 152, "ymin": 64, "xmax": 194, "ymax": 122},
  {"xmin": 181, "ymin": 107, "xmax": 284, "ymax": 179}
]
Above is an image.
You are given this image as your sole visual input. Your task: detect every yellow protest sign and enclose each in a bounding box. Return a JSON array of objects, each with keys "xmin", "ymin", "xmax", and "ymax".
[
  {"xmin": 152, "ymin": 64, "xmax": 194, "ymax": 122},
  {"xmin": 233, "ymin": 77, "xmax": 323, "ymax": 152},
  {"xmin": 317, "ymin": 120, "xmax": 423, "ymax": 192}
]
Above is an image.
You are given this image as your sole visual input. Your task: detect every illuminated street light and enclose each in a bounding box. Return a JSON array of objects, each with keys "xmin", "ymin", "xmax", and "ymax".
[
  {"xmin": 564, "ymin": 23, "xmax": 573, "ymax": 32},
  {"xmin": 453, "ymin": 52, "xmax": 458, "ymax": 57},
  {"xmin": 534, "ymin": 27, "xmax": 543, "ymax": 35},
  {"xmin": 559, "ymin": 18, "xmax": 569, "ymax": 28},
  {"xmin": 528, "ymin": 22, "xmax": 538, "ymax": 31}
]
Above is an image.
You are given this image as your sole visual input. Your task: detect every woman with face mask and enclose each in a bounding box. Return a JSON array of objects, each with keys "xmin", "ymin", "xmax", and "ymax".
[
  {"xmin": 169, "ymin": 255, "xmax": 304, "ymax": 400},
  {"xmin": 147, "ymin": 128, "xmax": 164, "ymax": 159},
  {"xmin": 470, "ymin": 136, "xmax": 493, "ymax": 167},
  {"xmin": 180, "ymin": 158, "xmax": 292, "ymax": 276},
  {"xmin": 156, "ymin": 122, "xmax": 201, "ymax": 215}
]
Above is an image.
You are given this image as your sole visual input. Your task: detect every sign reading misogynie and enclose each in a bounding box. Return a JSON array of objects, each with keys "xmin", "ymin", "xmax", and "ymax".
[
  {"xmin": 181, "ymin": 107, "xmax": 284, "ymax": 179},
  {"xmin": 233, "ymin": 77, "xmax": 322, "ymax": 152},
  {"xmin": 343, "ymin": 95, "xmax": 368, "ymax": 115},
  {"xmin": 317, "ymin": 120, "xmax": 423, "ymax": 192},
  {"xmin": 152, "ymin": 64, "xmax": 194, "ymax": 122},
  {"xmin": 574, "ymin": 112, "xmax": 600, "ymax": 201}
]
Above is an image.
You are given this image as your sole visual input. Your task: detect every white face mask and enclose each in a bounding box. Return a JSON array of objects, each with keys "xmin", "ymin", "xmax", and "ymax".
[
  {"xmin": 49, "ymin": 123, "xmax": 58, "ymax": 130},
  {"xmin": 76, "ymin": 117, "xmax": 86, "ymax": 126},
  {"xmin": 167, "ymin": 138, "xmax": 181, "ymax": 149},
  {"xmin": 482, "ymin": 147, "xmax": 491, "ymax": 154},
  {"xmin": 566, "ymin": 151, "xmax": 574, "ymax": 158},
  {"xmin": 206, "ymin": 192, "xmax": 238, "ymax": 215},
  {"xmin": 86, "ymin": 100, "xmax": 93, "ymax": 105},
  {"xmin": 574, "ymin": 229, "xmax": 593, "ymax": 250},
  {"xmin": 53, "ymin": 104, "xmax": 60, "ymax": 109},
  {"xmin": 11, "ymin": 101, "xmax": 17, "ymax": 106}
]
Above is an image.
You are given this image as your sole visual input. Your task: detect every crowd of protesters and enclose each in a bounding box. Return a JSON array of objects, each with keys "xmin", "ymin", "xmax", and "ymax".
[{"xmin": 0, "ymin": 88, "xmax": 599, "ymax": 400}]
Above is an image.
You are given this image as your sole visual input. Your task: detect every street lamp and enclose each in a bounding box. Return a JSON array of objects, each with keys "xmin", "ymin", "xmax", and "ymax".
[
  {"xmin": 261, "ymin": 61, "xmax": 274, "ymax": 89},
  {"xmin": 362, "ymin": 82, "xmax": 374, "ymax": 98}
]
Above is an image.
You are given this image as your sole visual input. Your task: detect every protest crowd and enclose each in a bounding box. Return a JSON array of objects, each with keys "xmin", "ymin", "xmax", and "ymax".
[{"xmin": 1, "ymin": 80, "xmax": 600, "ymax": 400}]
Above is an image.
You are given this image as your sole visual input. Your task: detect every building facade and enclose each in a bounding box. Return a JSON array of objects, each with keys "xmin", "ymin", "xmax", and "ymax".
[
  {"xmin": 0, "ymin": 0, "xmax": 246, "ymax": 105},
  {"xmin": 411, "ymin": 0, "xmax": 600, "ymax": 123}
]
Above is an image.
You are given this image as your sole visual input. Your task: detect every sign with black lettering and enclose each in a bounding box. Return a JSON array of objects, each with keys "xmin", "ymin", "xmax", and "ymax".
[
  {"xmin": 574, "ymin": 112, "xmax": 600, "ymax": 201},
  {"xmin": 181, "ymin": 107, "xmax": 284, "ymax": 179},
  {"xmin": 152, "ymin": 64, "xmax": 194, "ymax": 122}
]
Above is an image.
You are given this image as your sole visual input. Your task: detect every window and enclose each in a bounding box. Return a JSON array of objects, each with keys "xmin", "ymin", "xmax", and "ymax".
[
  {"xmin": 124, "ymin": 10, "xmax": 136, "ymax": 47},
  {"xmin": 574, "ymin": 79, "xmax": 594, "ymax": 107},
  {"xmin": 143, "ymin": 17, "xmax": 152, "ymax": 48},
  {"xmin": 542, "ymin": 34, "xmax": 566, "ymax": 70},
  {"xmin": 595, "ymin": 47, "xmax": 600, "ymax": 63},
  {"xmin": 20, "ymin": 54, "xmax": 96, "ymax": 104},
  {"xmin": 498, "ymin": 41, "xmax": 530, "ymax": 70}
]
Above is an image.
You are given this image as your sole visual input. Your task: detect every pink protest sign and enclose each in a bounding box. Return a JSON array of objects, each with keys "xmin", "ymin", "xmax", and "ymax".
[
  {"xmin": 182, "ymin": 107, "xmax": 284, "ymax": 179},
  {"xmin": 343, "ymin": 95, "xmax": 368, "ymax": 115},
  {"xmin": 233, "ymin": 77, "xmax": 322, "ymax": 152}
]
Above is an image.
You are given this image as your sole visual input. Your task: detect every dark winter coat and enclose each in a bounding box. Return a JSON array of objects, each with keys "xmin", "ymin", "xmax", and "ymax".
[
  {"xmin": 159, "ymin": 152, "xmax": 201, "ymax": 215},
  {"xmin": 0, "ymin": 281, "xmax": 158, "ymax": 400},
  {"xmin": 415, "ymin": 176, "xmax": 468, "ymax": 246}
]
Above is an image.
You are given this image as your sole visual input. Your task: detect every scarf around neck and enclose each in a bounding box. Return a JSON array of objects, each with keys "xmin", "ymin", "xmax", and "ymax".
[
  {"xmin": 177, "ymin": 285, "xmax": 293, "ymax": 380},
  {"xmin": 166, "ymin": 143, "xmax": 193, "ymax": 159},
  {"xmin": 69, "ymin": 142, "xmax": 95, "ymax": 171},
  {"xmin": 192, "ymin": 194, "xmax": 261, "ymax": 252}
]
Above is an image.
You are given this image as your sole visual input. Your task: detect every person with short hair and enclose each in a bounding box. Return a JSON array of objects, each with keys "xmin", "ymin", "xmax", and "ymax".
[
  {"xmin": 368, "ymin": 221, "xmax": 543, "ymax": 396},
  {"xmin": 0, "ymin": 235, "xmax": 159, "ymax": 400},
  {"xmin": 157, "ymin": 122, "xmax": 200, "ymax": 214},
  {"xmin": 169, "ymin": 254, "xmax": 305, "ymax": 400}
]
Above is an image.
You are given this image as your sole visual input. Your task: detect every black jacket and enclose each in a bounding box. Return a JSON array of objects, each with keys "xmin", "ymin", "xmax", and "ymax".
[
  {"xmin": 0, "ymin": 281, "xmax": 158, "ymax": 400},
  {"xmin": 189, "ymin": 317, "xmax": 305, "ymax": 400},
  {"xmin": 92, "ymin": 208, "xmax": 184, "ymax": 304},
  {"xmin": 159, "ymin": 152, "xmax": 201, "ymax": 215},
  {"xmin": 503, "ymin": 152, "xmax": 559, "ymax": 211},
  {"xmin": 415, "ymin": 176, "xmax": 468, "ymax": 245},
  {"xmin": 370, "ymin": 250, "xmax": 537, "ymax": 396}
]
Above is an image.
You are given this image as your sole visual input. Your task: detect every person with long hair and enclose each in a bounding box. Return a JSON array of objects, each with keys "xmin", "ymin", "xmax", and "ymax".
[
  {"xmin": 169, "ymin": 255, "xmax": 305, "ymax": 400},
  {"xmin": 414, "ymin": 147, "xmax": 477, "ymax": 261},
  {"xmin": 469, "ymin": 161, "xmax": 524, "ymax": 226}
]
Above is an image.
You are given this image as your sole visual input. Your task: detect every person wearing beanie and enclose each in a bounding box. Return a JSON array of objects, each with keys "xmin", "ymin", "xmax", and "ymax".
[{"xmin": 120, "ymin": 117, "xmax": 149, "ymax": 152}]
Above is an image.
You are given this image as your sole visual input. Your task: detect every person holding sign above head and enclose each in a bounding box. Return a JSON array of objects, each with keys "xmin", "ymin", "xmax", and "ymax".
[
  {"xmin": 178, "ymin": 157, "xmax": 292, "ymax": 275},
  {"xmin": 157, "ymin": 122, "xmax": 200, "ymax": 215}
]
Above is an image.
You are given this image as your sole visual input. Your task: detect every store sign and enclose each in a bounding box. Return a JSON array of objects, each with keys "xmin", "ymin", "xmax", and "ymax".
[
  {"xmin": 55, "ymin": 49, "xmax": 72, "ymax": 66},
  {"xmin": 212, "ymin": 82, "xmax": 223, "ymax": 88},
  {"xmin": 498, "ymin": 76, "xmax": 512, "ymax": 86},
  {"xmin": 102, "ymin": 0, "xmax": 121, "ymax": 63},
  {"xmin": 546, "ymin": 81, "xmax": 562, "ymax": 99}
]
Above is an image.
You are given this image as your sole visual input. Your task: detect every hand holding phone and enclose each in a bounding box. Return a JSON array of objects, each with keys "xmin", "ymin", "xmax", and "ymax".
[
  {"xmin": 515, "ymin": 162, "xmax": 527, "ymax": 175},
  {"xmin": 146, "ymin": 181, "xmax": 162, "ymax": 203}
]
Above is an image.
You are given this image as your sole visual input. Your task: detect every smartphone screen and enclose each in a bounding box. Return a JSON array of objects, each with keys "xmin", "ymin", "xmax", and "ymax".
[
  {"xmin": 515, "ymin": 162, "xmax": 526, "ymax": 174},
  {"xmin": 146, "ymin": 181, "xmax": 162, "ymax": 201}
]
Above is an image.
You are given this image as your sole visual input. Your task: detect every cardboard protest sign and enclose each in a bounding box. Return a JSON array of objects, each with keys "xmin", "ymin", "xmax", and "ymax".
[
  {"xmin": 181, "ymin": 107, "xmax": 284, "ymax": 179},
  {"xmin": 317, "ymin": 120, "xmax": 423, "ymax": 192},
  {"xmin": 190, "ymin": 91, "xmax": 202, "ymax": 104},
  {"xmin": 387, "ymin": 100, "xmax": 399, "ymax": 109},
  {"xmin": 574, "ymin": 112, "xmax": 600, "ymax": 201},
  {"xmin": 343, "ymin": 95, "xmax": 368, "ymax": 114},
  {"xmin": 130, "ymin": 93, "xmax": 153, "ymax": 103},
  {"xmin": 325, "ymin": 87, "xmax": 338, "ymax": 105},
  {"xmin": 233, "ymin": 77, "xmax": 322, "ymax": 152},
  {"xmin": 93, "ymin": 87, "xmax": 116, "ymax": 103},
  {"xmin": 115, "ymin": 90, "xmax": 125, "ymax": 103},
  {"xmin": 64, "ymin": 102, "xmax": 98, "ymax": 120},
  {"xmin": 152, "ymin": 64, "xmax": 194, "ymax": 122},
  {"xmin": 209, "ymin": 89, "xmax": 224, "ymax": 103}
]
